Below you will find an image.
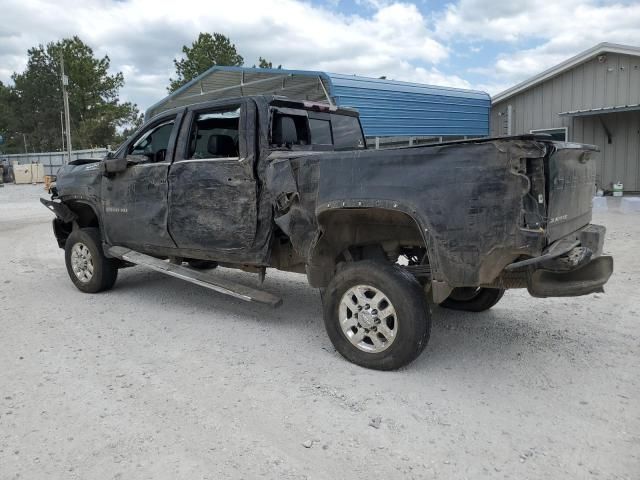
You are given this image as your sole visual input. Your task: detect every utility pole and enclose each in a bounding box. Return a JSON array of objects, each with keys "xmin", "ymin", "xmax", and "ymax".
[
  {"xmin": 60, "ymin": 54, "xmax": 72, "ymax": 164},
  {"xmin": 22, "ymin": 133, "xmax": 27, "ymax": 153},
  {"xmin": 60, "ymin": 111, "xmax": 65, "ymax": 152}
]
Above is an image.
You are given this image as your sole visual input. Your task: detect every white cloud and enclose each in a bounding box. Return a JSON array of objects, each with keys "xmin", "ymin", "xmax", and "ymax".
[
  {"xmin": 4, "ymin": 0, "xmax": 637, "ymax": 106},
  {"xmin": 0, "ymin": 0, "xmax": 457, "ymax": 109},
  {"xmin": 435, "ymin": 0, "xmax": 640, "ymax": 44},
  {"xmin": 435, "ymin": 0, "xmax": 640, "ymax": 91}
]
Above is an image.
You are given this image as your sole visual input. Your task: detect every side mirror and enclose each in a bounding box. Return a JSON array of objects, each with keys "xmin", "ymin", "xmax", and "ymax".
[
  {"xmin": 101, "ymin": 156, "xmax": 127, "ymax": 174},
  {"xmin": 101, "ymin": 154, "xmax": 149, "ymax": 175}
]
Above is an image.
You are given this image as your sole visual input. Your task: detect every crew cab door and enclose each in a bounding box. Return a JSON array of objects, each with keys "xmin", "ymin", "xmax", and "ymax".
[
  {"xmin": 101, "ymin": 112, "xmax": 182, "ymax": 249},
  {"xmin": 167, "ymin": 100, "xmax": 258, "ymax": 253}
]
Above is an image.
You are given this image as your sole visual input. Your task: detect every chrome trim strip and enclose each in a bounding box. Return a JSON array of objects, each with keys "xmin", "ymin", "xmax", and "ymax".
[{"xmin": 173, "ymin": 157, "xmax": 241, "ymax": 164}]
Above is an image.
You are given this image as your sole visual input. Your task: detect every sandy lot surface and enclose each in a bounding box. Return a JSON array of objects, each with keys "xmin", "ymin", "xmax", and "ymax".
[{"xmin": 1, "ymin": 184, "xmax": 638, "ymax": 480}]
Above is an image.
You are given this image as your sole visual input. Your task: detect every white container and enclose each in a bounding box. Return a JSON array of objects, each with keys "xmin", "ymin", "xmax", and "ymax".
[
  {"xmin": 13, "ymin": 165, "xmax": 33, "ymax": 184},
  {"xmin": 612, "ymin": 182, "xmax": 623, "ymax": 197},
  {"xmin": 13, "ymin": 163, "xmax": 45, "ymax": 184}
]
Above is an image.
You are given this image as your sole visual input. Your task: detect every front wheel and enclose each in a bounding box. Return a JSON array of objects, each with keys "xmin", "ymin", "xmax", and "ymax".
[
  {"xmin": 322, "ymin": 260, "xmax": 431, "ymax": 370},
  {"xmin": 64, "ymin": 228, "xmax": 118, "ymax": 293},
  {"xmin": 440, "ymin": 287, "xmax": 505, "ymax": 312}
]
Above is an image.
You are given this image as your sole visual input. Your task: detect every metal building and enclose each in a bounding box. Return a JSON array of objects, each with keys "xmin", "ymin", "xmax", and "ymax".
[
  {"xmin": 146, "ymin": 66, "xmax": 490, "ymax": 143},
  {"xmin": 491, "ymin": 42, "xmax": 640, "ymax": 193}
]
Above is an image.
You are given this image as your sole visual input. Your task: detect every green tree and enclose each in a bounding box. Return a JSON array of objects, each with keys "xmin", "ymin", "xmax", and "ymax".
[
  {"xmin": 0, "ymin": 81, "xmax": 20, "ymax": 153},
  {"xmin": 111, "ymin": 113, "xmax": 144, "ymax": 147},
  {"xmin": 168, "ymin": 33, "xmax": 244, "ymax": 93},
  {"xmin": 5, "ymin": 43, "xmax": 62, "ymax": 153},
  {"xmin": 254, "ymin": 57, "xmax": 282, "ymax": 69},
  {"xmin": 5, "ymin": 36, "xmax": 139, "ymax": 153}
]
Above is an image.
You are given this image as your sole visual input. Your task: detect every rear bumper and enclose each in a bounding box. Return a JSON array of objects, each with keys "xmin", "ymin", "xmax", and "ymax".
[
  {"xmin": 491, "ymin": 223, "xmax": 613, "ymax": 297},
  {"xmin": 526, "ymin": 223, "xmax": 613, "ymax": 297},
  {"xmin": 527, "ymin": 255, "xmax": 613, "ymax": 297}
]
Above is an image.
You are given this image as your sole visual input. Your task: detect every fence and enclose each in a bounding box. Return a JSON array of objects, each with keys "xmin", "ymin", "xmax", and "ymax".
[{"xmin": 0, "ymin": 148, "xmax": 108, "ymax": 176}]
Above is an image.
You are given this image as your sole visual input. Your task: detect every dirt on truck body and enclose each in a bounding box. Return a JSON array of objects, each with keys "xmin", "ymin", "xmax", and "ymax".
[{"xmin": 42, "ymin": 95, "xmax": 613, "ymax": 370}]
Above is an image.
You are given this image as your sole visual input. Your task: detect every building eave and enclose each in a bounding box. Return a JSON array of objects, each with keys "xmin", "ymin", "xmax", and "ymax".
[{"xmin": 558, "ymin": 103, "xmax": 640, "ymax": 117}]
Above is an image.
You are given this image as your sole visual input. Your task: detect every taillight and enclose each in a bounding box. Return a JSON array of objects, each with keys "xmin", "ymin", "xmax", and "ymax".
[{"xmin": 523, "ymin": 158, "xmax": 546, "ymax": 229}]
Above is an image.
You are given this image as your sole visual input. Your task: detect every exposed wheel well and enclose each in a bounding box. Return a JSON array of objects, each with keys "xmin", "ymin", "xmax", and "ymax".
[
  {"xmin": 53, "ymin": 202, "xmax": 100, "ymax": 248},
  {"xmin": 306, "ymin": 208, "xmax": 428, "ymax": 287},
  {"xmin": 69, "ymin": 202, "xmax": 100, "ymax": 228}
]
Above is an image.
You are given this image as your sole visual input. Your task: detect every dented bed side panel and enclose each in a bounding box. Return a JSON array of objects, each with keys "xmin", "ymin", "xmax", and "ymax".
[{"xmin": 266, "ymin": 139, "xmax": 551, "ymax": 287}]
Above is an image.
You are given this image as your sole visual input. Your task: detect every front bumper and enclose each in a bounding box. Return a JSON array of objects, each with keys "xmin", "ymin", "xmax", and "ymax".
[
  {"xmin": 41, "ymin": 198, "xmax": 76, "ymax": 249},
  {"xmin": 525, "ymin": 223, "xmax": 613, "ymax": 297}
]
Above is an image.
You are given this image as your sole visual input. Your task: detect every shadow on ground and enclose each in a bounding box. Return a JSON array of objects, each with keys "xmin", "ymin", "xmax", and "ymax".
[{"xmin": 108, "ymin": 265, "xmax": 579, "ymax": 375}]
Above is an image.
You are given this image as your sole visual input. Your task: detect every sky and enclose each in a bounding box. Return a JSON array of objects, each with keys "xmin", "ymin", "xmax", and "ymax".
[{"xmin": 1, "ymin": 0, "xmax": 639, "ymax": 112}]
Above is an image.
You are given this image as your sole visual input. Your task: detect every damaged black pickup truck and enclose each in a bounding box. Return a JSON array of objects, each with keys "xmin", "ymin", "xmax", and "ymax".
[{"xmin": 42, "ymin": 95, "xmax": 613, "ymax": 370}]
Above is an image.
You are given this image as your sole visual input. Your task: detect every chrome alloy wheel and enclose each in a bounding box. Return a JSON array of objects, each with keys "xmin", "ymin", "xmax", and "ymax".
[
  {"xmin": 70, "ymin": 242, "xmax": 94, "ymax": 283},
  {"xmin": 338, "ymin": 285, "xmax": 398, "ymax": 353}
]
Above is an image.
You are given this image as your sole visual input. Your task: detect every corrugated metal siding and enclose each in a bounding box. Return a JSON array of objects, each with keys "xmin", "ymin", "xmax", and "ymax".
[
  {"xmin": 328, "ymin": 73, "xmax": 490, "ymax": 137},
  {"xmin": 491, "ymin": 52, "xmax": 640, "ymax": 191},
  {"xmin": 146, "ymin": 67, "xmax": 490, "ymax": 138},
  {"xmin": 574, "ymin": 111, "xmax": 640, "ymax": 192}
]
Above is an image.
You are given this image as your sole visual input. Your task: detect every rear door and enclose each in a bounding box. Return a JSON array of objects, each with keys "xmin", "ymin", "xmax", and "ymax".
[{"xmin": 167, "ymin": 100, "xmax": 258, "ymax": 253}]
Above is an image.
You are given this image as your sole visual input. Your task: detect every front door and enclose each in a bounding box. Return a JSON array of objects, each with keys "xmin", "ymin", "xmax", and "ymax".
[
  {"xmin": 101, "ymin": 113, "xmax": 181, "ymax": 250},
  {"xmin": 167, "ymin": 101, "xmax": 258, "ymax": 255}
]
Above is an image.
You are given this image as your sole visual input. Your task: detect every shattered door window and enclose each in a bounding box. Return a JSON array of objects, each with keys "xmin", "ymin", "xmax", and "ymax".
[
  {"xmin": 129, "ymin": 119, "xmax": 175, "ymax": 162},
  {"xmin": 188, "ymin": 107, "xmax": 240, "ymax": 159}
]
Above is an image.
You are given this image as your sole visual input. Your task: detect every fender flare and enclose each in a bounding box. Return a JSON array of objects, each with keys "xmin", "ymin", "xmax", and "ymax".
[
  {"xmin": 56, "ymin": 197, "xmax": 103, "ymax": 233},
  {"xmin": 306, "ymin": 201, "xmax": 448, "ymax": 293}
]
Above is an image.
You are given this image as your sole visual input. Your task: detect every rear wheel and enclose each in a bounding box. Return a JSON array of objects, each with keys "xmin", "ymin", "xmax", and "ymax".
[
  {"xmin": 64, "ymin": 228, "xmax": 118, "ymax": 293},
  {"xmin": 440, "ymin": 287, "xmax": 505, "ymax": 312},
  {"xmin": 322, "ymin": 260, "xmax": 430, "ymax": 370}
]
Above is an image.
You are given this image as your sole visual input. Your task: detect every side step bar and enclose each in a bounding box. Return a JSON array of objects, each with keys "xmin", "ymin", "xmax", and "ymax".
[{"xmin": 108, "ymin": 246, "xmax": 282, "ymax": 308}]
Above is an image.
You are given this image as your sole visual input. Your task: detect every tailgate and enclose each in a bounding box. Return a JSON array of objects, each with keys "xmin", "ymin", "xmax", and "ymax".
[{"xmin": 545, "ymin": 142, "xmax": 598, "ymax": 243}]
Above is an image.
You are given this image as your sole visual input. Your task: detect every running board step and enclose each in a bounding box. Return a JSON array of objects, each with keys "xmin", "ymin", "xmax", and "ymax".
[{"xmin": 108, "ymin": 246, "xmax": 282, "ymax": 308}]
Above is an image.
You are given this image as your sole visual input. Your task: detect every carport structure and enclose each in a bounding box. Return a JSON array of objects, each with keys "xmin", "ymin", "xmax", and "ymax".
[{"xmin": 146, "ymin": 66, "xmax": 490, "ymax": 146}]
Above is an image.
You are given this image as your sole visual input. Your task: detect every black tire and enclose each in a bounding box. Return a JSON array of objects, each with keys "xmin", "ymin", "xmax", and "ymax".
[
  {"xmin": 322, "ymin": 260, "xmax": 431, "ymax": 370},
  {"xmin": 64, "ymin": 228, "xmax": 118, "ymax": 293},
  {"xmin": 440, "ymin": 287, "xmax": 505, "ymax": 312},
  {"xmin": 187, "ymin": 259, "xmax": 218, "ymax": 270}
]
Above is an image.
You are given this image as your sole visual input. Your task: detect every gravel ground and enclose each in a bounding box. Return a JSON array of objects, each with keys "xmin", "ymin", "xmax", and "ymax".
[{"xmin": 1, "ymin": 184, "xmax": 638, "ymax": 480}]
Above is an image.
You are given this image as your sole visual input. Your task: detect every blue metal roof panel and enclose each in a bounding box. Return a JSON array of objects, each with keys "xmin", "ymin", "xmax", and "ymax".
[
  {"xmin": 146, "ymin": 66, "xmax": 490, "ymax": 137},
  {"xmin": 327, "ymin": 73, "xmax": 489, "ymax": 100},
  {"xmin": 326, "ymin": 73, "xmax": 490, "ymax": 137}
]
